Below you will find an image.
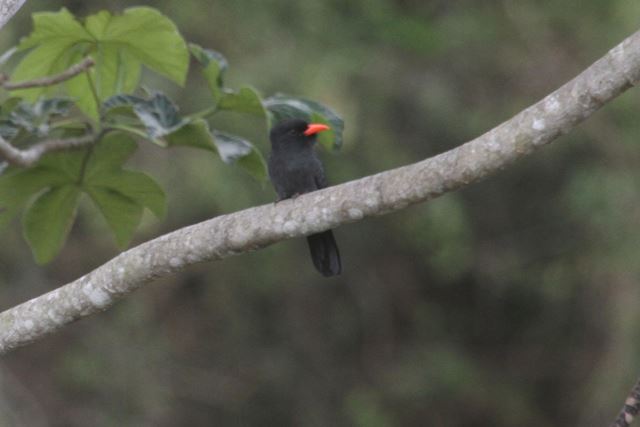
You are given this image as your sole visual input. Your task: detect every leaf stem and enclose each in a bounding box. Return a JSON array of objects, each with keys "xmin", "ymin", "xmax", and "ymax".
[
  {"xmin": 76, "ymin": 128, "xmax": 111, "ymax": 185},
  {"xmin": 84, "ymin": 67, "xmax": 101, "ymax": 115},
  {"xmin": 77, "ymin": 144, "xmax": 94, "ymax": 186},
  {"xmin": 188, "ymin": 105, "xmax": 218, "ymax": 120},
  {"xmin": 105, "ymin": 123, "xmax": 149, "ymax": 139}
]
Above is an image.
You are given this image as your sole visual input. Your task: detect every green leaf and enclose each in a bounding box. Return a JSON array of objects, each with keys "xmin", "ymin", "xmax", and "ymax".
[
  {"xmin": 23, "ymin": 184, "xmax": 81, "ymax": 264},
  {"xmin": 83, "ymin": 132, "xmax": 137, "ymax": 178},
  {"xmin": 103, "ymin": 93, "xmax": 187, "ymax": 144},
  {"xmin": 12, "ymin": 7, "xmax": 189, "ymax": 118},
  {"xmin": 93, "ymin": 7, "xmax": 189, "ymax": 85},
  {"xmin": 0, "ymin": 166, "xmax": 70, "ymax": 230},
  {"xmin": 165, "ymin": 121, "xmax": 265, "ymax": 180},
  {"xmin": 84, "ymin": 133, "xmax": 166, "ymax": 218},
  {"xmin": 0, "ymin": 120, "xmax": 19, "ymax": 140},
  {"xmin": 81, "ymin": 132, "xmax": 166, "ymax": 246},
  {"xmin": 165, "ymin": 119, "xmax": 215, "ymax": 151},
  {"xmin": 12, "ymin": 9, "xmax": 92, "ymax": 100},
  {"xmin": 189, "ymin": 43, "xmax": 227, "ymax": 103},
  {"xmin": 63, "ymin": 46, "xmax": 98, "ymax": 118},
  {"xmin": 237, "ymin": 148, "xmax": 268, "ymax": 182},
  {"xmin": 9, "ymin": 97, "xmax": 74, "ymax": 137},
  {"xmin": 37, "ymin": 148, "xmax": 86, "ymax": 181},
  {"xmin": 264, "ymin": 94, "xmax": 344, "ymax": 150},
  {"xmin": 87, "ymin": 170, "xmax": 166, "ymax": 218},
  {"xmin": 87, "ymin": 187, "xmax": 143, "ymax": 248},
  {"xmin": 101, "ymin": 93, "xmax": 140, "ymax": 115},
  {"xmin": 89, "ymin": 43, "xmax": 141, "ymax": 105},
  {"xmin": 133, "ymin": 93, "xmax": 186, "ymax": 140},
  {"xmin": 212, "ymin": 131, "xmax": 267, "ymax": 181},
  {"xmin": 0, "ymin": 97, "xmax": 23, "ymax": 116},
  {"xmin": 18, "ymin": 8, "xmax": 92, "ymax": 50},
  {"xmin": 218, "ymin": 86, "xmax": 266, "ymax": 117}
]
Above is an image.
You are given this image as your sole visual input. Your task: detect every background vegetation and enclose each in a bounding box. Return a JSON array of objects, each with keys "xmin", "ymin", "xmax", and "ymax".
[{"xmin": 1, "ymin": 1, "xmax": 640, "ymax": 426}]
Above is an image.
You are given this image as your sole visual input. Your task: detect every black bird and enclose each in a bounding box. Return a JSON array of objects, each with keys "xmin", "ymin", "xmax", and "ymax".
[{"xmin": 268, "ymin": 118, "xmax": 342, "ymax": 277}]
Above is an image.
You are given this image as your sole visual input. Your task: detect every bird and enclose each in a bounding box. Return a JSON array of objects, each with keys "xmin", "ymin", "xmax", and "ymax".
[{"xmin": 268, "ymin": 118, "xmax": 342, "ymax": 277}]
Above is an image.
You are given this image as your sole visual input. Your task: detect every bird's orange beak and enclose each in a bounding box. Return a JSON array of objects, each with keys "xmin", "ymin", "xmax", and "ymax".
[{"xmin": 304, "ymin": 123, "xmax": 330, "ymax": 136}]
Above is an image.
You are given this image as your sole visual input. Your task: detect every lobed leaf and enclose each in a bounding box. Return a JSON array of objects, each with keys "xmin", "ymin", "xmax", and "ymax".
[
  {"xmin": 86, "ymin": 187, "xmax": 143, "ymax": 248},
  {"xmin": 212, "ymin": 131, "xmax": 267, "ymax": 181},
  {"xmin": 165, "ymin": 119, "xmax": 215, "ymax": 152},
  {"xmin": 9, "ymin": 97, "xmax": 74, "ymax": 137},
  {"xmin": 218, "ymin": 86, "xmax": 266, "ymax": 117},
  {"xmin": 83, "ymin": 132, "xmax": 137, "ymax": 178},
  {"xmin": 11, "ymin": 7, "xmax": 189, "ymax": 118},
  {"xmin": 103, "ymin": 93, "xmax": 187, "ymax": 144},
  {"xmin": 189, "ymin": 43, "xmax": 227, "ymax": 103},
  {"xmin": 23, "ymin": 184, "xmax": 81, "ymax": 264},
  {"xmin": 87, "ymin": 170, "xmax": 166, "ymax": 219},
  {"xmin": 0, "ymin": 166, "xmax": 70, "ymax": 231}
]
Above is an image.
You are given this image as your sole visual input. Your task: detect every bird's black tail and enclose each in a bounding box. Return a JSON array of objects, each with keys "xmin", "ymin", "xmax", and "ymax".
[{"xmin": 307, "ymin": 230, "xmax": 341, "ymax": 277}]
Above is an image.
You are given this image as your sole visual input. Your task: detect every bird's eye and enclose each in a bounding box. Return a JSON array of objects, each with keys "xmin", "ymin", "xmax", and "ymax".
[{"xmin": 289, "ymin": 129, "xmax": 298, "ymax": 135}]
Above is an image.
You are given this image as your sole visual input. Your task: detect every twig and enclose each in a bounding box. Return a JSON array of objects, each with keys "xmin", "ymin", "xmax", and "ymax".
[
  {"xmin": 611, "ymin": 377, "xmax": 640, "ymax": 427},
  {"xmin": 0, "ymin": 57, "xmax": 95, "ymax": 90},
  {"xmin": 0, "ymin": 133, "xmax": 95, "ymax": 167}
]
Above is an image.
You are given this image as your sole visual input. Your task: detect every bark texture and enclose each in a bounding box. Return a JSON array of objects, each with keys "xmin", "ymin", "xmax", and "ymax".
[{"xmin": 0, "ymin": 0, "xmax": 24, "ymax": 30}]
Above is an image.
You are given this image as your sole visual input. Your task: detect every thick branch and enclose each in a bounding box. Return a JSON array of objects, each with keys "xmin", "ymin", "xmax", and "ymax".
[
  {"xmin": 1, "ymin": 30, "xmax": 640, "ymax": 355},
  {"xmin": 0, "ymin": 133, "xmax": 95, "ymax": 167},
  {"xmin": 611, "ymin": 377, "xmax": 640, "ymax": 427},
  {"xmin": 0, "ymin": 0, "xmax": 25, "ymax": 30},
  {"xmin": 0, "ymin": 57, "xmax": 95, "ymax": 90}
]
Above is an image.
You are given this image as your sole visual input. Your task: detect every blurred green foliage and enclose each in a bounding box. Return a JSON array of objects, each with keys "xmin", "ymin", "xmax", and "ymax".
[
  {"xmin": 1, "ymin": 1, "xmax": 640, "ymax": 426},
  {"xmin": 0, "ymin": 6, "xmax": 343, "ymax": 263}
]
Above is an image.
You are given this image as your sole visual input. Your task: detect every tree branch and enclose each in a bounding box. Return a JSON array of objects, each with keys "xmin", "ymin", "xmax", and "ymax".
[
  {"xmin": 1, "ymin": 30, "xmax": 640, "ymax": 355},
  {"xmin": 0, "ymin": 57, "xmax": 95, "ymax": 90},
  {"xmin": 0, "ymin": 0, "xmax": 25, "ymax": 30},
  {"xmin": 611, "ymin": 376, "xmax": 640, "ymax": 427},
  {"xmin": 0, "ymin": 133, "xmax": 95, "ymax": 167},
  {"xmin": 0, "ymin": 57, "xmax": 98, "ymax": 167}
]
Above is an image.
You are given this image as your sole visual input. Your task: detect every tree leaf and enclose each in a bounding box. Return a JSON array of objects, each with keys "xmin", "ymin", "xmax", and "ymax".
[
  {"xmin": 11, "ymin": 7, "xmax": 189, "ymax": 117},
  {"xmin": 212, "ymin": 131, "xmax": 267, "ymax": 181},
  {"xmin": 89, "ymin": 43, "xmax": 141, "ymax": 104},
  {"xmin": 9, "ymin": 97, "xmax": 74, "ymax": 137},
  {"xmin": 94, "ymin": 7, "xmax": 189, "ymax": 85},
  {"xmin": 133, "ymin": 93, "xmax": 187, "ymax": 140},
  {"xmin": 0, "ymin": 120, "xmax": 19, "ymax": 140},
  {"xmin": 263, "ymin": 94, "xmax": 344, "ymax": 150},
  {"xmin": 237, "ymin": 148, "xmax": 268, "ymax": 182},
  {"xmin": 82, "ymin": 132, "xmax": 166, "ymax": 246},
  {"xmin": 218, "ymin": 86, "xmax": 267, "ymax": 117},
  {"xmin": 101, "ymin": 93, "xmax": 141, "ymax": 114},
  {"xmin": 103, "ymin": 93, "xmax": 188, "ymax": 144},
  {"xmin": 189, "ymin": 43, "xmax": 227, "ymax": 103},
  {"xmin": 12, "ymin": 9, "xmax": 92, "ymax": 101},
  {"xmin": 87, "ymin": 170, "xmax": 166, "ymax": 218},
  {"xmin": 83, "ymin": 132, "xmax": 137, "ymax": 178},
  {"xmin": 87, "ymin": 187, "xmax": 143, "ymax": 248},
  {"xmin": 0, "ymin": 166, "xmax": 70, "ymax": 230},
  {"xmin": 165, "ymin": 119, "xmax": 215, "ymax": 151},
  {"xmin": 18, "ymin": 8, "xmax": 92, "ymax": 51},
  {"xmin": 23, "ymin": 184, "xmax": 81, "ymax": 264}
]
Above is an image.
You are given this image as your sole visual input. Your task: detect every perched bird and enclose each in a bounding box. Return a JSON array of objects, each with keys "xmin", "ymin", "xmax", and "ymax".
[{"xmin": 268, "ymin": 118, "xmax": 342, "ymax": 277}]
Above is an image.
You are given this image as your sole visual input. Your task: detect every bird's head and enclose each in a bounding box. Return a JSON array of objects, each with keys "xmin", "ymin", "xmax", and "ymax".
[{"xmin": 269, "ymin": 118, "xmax": 330, "ymax": 148}]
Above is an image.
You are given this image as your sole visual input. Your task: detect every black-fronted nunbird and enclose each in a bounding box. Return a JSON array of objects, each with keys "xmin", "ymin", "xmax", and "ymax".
[{"xmin": 268, "ymin": 119, "xmax": 342, "ymax": 277}]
